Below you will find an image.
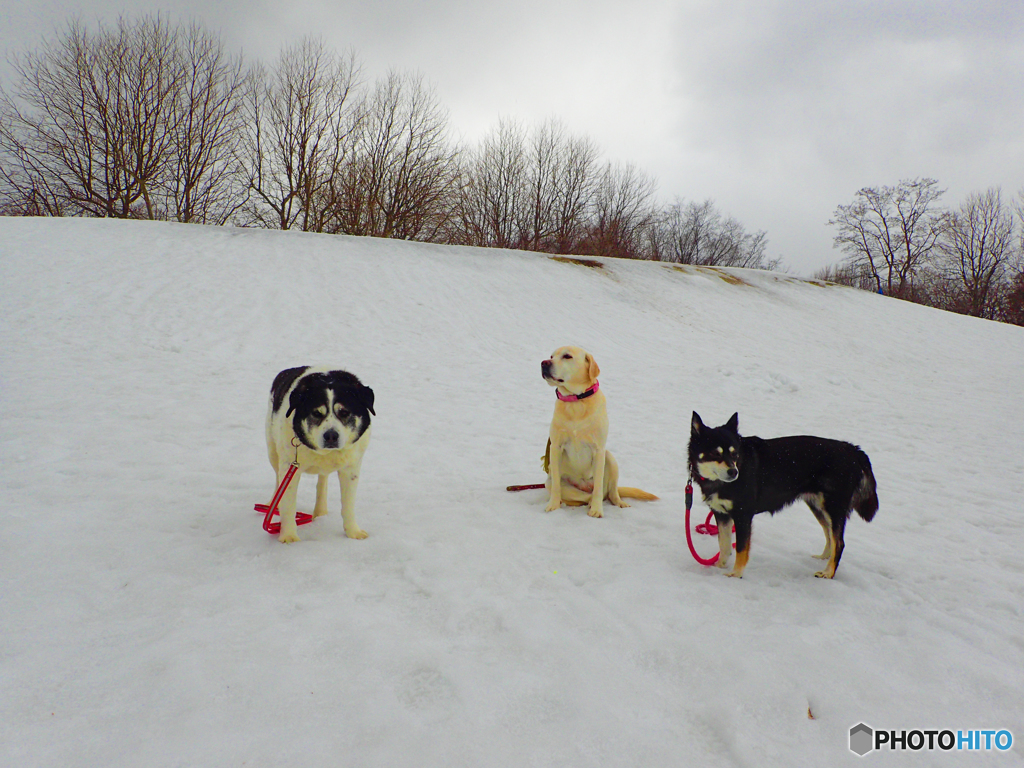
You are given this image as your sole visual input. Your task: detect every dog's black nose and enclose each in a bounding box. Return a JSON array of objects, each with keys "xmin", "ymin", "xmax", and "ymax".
[
  {"xmin": 541, "ymin": 359, "xmax": 552, "ymax": 373},
  {"xmin": 322, "ymin": 429, "xmax": 340, "ymax": 448},
  {"xmin": 726, "ymin": 467, "xmax": 738, "ymax": 480}
]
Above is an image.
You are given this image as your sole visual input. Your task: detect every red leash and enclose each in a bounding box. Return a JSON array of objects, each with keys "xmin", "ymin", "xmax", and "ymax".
[
  {"xmin": 695, "ymin": 511, "xmax": 720, "ymax": 536},
  {"xmin": 684, "ymin": 480, "xmax": 735, "ymax": 566},
  {"xmin": 255, "ymin": 451, "xmax": 313, "ymax": 534}
]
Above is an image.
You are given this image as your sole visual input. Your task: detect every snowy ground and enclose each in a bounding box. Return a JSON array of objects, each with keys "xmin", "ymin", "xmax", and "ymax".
[{"xmin": 1, "ymin": 218, "xmax": 1022, "ymax": 767}]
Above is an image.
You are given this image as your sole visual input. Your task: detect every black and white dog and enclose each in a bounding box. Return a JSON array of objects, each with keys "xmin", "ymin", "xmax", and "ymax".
[
  {"xmin": 265, "ymin": 366, "xmax": 375, "ymax": 543},
  {"xmin": 688, "ymin": 412, "xmax": 878, "ymax": 579}
]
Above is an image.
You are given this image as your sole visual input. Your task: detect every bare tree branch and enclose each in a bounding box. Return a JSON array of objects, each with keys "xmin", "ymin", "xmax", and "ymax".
[
  {"xmin": 335, "ymin": 70, "xmax": 459, "ymax": 241},
  {"xmin": 828, "ymin": 178, "xmax": 945, "ymax": 297},
  {"xmin": 934, "ymin": 187, "xmax": 1015, "ymax": 318},
  {"xmin": 238, "ymin": 38, "xmax": 360, "ymax": 231}
]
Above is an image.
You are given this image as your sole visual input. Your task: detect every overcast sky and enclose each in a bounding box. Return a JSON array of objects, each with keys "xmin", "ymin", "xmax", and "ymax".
[{"xmin": 3, "ymin": 0, "xmax": 1022, "ymax": 274}]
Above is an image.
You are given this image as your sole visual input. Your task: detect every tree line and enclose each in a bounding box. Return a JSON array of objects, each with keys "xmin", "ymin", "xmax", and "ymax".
[
  {"xmin": 0, "ymin": 16, "xmax": 773, "ymax": 270},
  {"xmin": 823, "ymin": 178, "xmax": 1024, "ymax": 325}
]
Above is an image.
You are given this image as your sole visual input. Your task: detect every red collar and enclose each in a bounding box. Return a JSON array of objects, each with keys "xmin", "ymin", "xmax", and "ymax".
[{"xmin": 556, "ymin": 381, "xmax": 600, "ymax": 402}]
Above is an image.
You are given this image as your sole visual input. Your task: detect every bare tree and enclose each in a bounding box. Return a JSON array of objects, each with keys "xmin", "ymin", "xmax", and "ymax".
[
  {"xmin": 544, "ymin": 123, "xmax": 599, "ymax": 254},
  {"xmin": 580, "ymin": 162, "xmax": 657, "ymax": 260},
  {"xmin": 163, "ymin": 23, "xmax": 248, "ymax": 224},
  {"xmin": 828, "ymin": 178, "xmax": 945, "ymax": 298},
  {"xmin": 335, "ymin": 70, "xmax": 459, "ymax": 241},
  {"xmin": 456, "ymin": 118, "xmax": 599, "ymax": 253},
  {"xmin": 457, "ymin": 117, "xmax": 527, "ymax": 248},
  {"xmin": 513, "ymin": 120, "xmax": 598, "ymax": 253},
  {"xmin": 998, "ymin": 188, "xmax": 1024, "ymax": 325},
  {"xmin": 0, "ymin": 16, "xmax": 250, "ymax": 223},
  {"xmin": 1002, "ymin": 269, "xmax": 1024, "ymax": 326},
  {"xmin": 650, "ymin": 198, "xmax": 775, "ymax": 268},
  {"xmin": 518, "ymin": 119, "xmax": 559, "ymax": 250},
  {"xmin": 239, "ymin": 38, "xmax": 360, "ymax": 231},
  {"xmin": 108, "ymin": 16, "xmax": 184, "ymax": 219},
  {"xmin": 935, "ymin": 188, "xmax": 1016, "ymax": 318},
  {"xmin": 1016, "ymin": 188, "xmax": 1024, "ymax": 253},
  {"xmin": 0, "ymin": 16, "xmax": 185, "ymax": 218}
]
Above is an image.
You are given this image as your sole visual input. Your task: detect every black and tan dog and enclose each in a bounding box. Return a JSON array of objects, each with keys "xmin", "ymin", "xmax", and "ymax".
[{"xmin": 688, "ymin": 412, "xmax": 878, "ymax": 578}]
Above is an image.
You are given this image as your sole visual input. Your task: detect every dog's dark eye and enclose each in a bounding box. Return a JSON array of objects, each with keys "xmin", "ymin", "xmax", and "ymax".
[
  {"xmin": 335, "ymin": 406, "xmax": 349, "ymax": 418},
  {"xmin": 562, "ymin": 354, "xmax": 572, "ymax": 359}
]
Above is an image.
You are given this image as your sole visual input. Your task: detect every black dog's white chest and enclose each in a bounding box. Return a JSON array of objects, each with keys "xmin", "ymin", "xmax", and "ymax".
[{"xmin": 703, "ymin": 490, "xmax": 734, "ymax": 514}]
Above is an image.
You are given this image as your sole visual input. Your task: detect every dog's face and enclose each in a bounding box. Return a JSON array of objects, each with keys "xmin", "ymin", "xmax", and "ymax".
[
  {"xmin": 541, "ymin": 346, "xmax": 600, "ymax": 392},
  {"xmin": 689, "ymin": 412, "xmax": 742, "ymax": 482},
  {"xmin": 286, "ymin": 371, "xmax": 375, "ymax": 451}
]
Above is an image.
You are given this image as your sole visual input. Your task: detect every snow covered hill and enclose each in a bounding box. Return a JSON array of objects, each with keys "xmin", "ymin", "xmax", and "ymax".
[{"xmin": 1, "ymin": 218, "xmax": 1022, "ymax": 766}]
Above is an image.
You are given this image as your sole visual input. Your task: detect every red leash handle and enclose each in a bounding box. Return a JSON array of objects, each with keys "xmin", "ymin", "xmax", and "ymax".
[
  {"xmin": 256, "ymin": 462, "xmax": 313, "ymax": 534},
  {"xmin": 685, "ymin": 481, "xmax": 720, "ymax": 566}
]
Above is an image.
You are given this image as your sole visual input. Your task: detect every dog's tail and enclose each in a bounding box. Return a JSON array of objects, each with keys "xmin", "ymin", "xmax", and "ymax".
[
  {"xmin": 618, "ymin": 487, "xmax": 659, "ymax": 501},
  {"xmin": 852, "ymin": 449, "xmax": 878, "ymax": 522}
]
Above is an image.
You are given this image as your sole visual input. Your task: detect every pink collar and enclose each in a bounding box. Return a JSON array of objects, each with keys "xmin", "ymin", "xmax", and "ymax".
[{"xmin": 556, "ymin": 381, "xmax": 600, "ymax": 402}]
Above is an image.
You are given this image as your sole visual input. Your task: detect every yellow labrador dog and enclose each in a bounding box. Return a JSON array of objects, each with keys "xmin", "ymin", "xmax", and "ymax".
[{"xmin": 541, "ymin": 346, "xmax": 657, "ymax": 517}]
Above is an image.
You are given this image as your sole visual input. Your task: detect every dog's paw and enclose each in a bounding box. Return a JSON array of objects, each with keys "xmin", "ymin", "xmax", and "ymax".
[
  {"xmin": 313, "ymin": 508, "xmax": 330, "ymax": 518},
  {"xmin": 814, "ymin": 570, "xmax": 834, "ymax": 579},
  {"xmin": 615, "ymin": 500, "xmax": 631, "ymax": 508},
  {"xmin": 587, "ymin": 507, "xmax": 603, "ymax": 518},
  {"xmin": 725, "ymin": 571, "xmax": 743, "ymax": 578},
  {"xmin": 811, "ymin": 553, "xmax": 829, "ymax": 560},
  {"xmin": 545, "ymin": 501, "xmax": 561, "ymax": 512},
  {"xmin": 345, "ymin": 527, "xmax": 368, "ymax": 540},
  {"xmin": 278, "ymin": 530, "xmax": 300, "ymax": 544},
  {"xmin": 715, "ymin": 558, "xmax": 730, "ymax": 569}
]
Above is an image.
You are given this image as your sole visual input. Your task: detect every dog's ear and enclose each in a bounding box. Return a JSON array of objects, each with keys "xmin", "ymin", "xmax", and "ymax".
[
  {"xmin": 285, "ymin": 378, "xmax": 312, "ymax": 418},
  {"xmin": 586, "ymin": 354, "xmax": 600, "ymax": 383},
  {"xmin": 726, "ymin": 412, "xmax": 739, "ymax": 433},
  {"xmin": 691, "ymin": 411, "xmax": 703, "ymax": 434},
  {"xmin": 359, "ymin": 384, "xmax": 375, "ymax": 416}
]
